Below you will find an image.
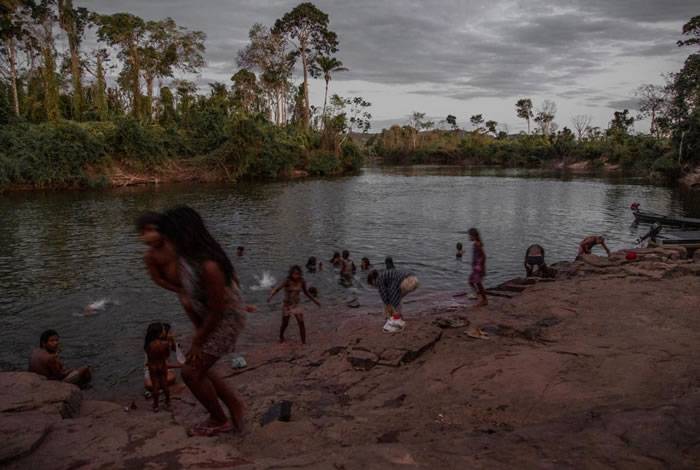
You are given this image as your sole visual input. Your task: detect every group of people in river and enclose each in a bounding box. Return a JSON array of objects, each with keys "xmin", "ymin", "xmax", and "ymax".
[{"xmin": 24, "ymin": 204, "xmax": 615, "ymax": 437}]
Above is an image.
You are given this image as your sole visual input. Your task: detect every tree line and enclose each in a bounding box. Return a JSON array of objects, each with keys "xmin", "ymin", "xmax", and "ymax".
[
  {"xmin": 372, "ymin": 16, "xmax": 699, "ymax": 179},
  {"xmin": 0, "ymin": 1, "xmax": 370, "ymax": 187}
]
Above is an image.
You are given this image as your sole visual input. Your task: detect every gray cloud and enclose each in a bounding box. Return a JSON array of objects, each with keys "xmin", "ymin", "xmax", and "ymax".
[{"xmin": 78, "ymin": 0, "xmax": 694, "ymax": 128}]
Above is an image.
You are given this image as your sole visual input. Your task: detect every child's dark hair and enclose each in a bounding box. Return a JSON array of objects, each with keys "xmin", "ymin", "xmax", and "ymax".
[
  {"xmin": 160, "ymin": 206, "xmax": 235, "ymax": 285},
  {"xmin": 361, "ymin": 257, "xmax": 369, "ymax": 264},
  {"xmin": 287, "ymin": 265, "xmax": 303, "ymax": 280},
  {"xmin": 144, "ymin": 322, "xmax": 169, "ymax": 352},
  {"xmin": 468, "ymin": 228, "xmax": 481, "ymax": 242},
  {"xmin": 40, "ymin": 329, "xmax": 59, "ymax": 347},
  {"xmin": 342, "ymin": 250, "xmax": 349, "ymax": 259},
  {"xmin": 385, "ymin": 257, "xmax": 395, "ymax": 269},
  {"xmin": 456, "ymin": 242, "xmax": 463, "ymax": 249},
  {"xmin": 330, "ymin": 251, "xmax": 340, "ymax": 262},
  {"xmin": 306, "ymin": 256, "xmax": 316, "ymax": 267}
]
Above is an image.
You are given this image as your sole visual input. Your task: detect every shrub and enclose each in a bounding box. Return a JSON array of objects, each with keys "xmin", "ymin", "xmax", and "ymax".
[{"xmin": 0, "ymin": 122, "xmax": 105, "ymax": 186}]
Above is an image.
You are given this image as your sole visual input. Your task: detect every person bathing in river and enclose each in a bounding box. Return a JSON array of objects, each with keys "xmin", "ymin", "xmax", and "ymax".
[
  {"xmin": 577, "ymin": 235, "xmax": 611, "ymax": 259},
  {"xmin": 29, "ymin": 329, "xmax": 92, "ymax": 388},
  {"xmin": 268, "ymin": 265, "xmax": 320, "ymax": 344},
  {"xmin": 524, "ymin": 244, "xmax": 547, "ymax": 277},
  {"xmin": 367, "ymin": 268, "xmax": 419, "ymax": 333},
  {"xmin": 144, "ymin": 322, "xmax": 179, "ymax": 412},
  {"xmin": 306, "ymin": 256, "xmax": 318, "ymax": 273},
  {"xmin": 360, "ymin": 257, "xmax": 372, "ymax": 271},
  {"xmin": 339, "ymin": 250, "xmax": 356, "ymax": 286},
  {"xmin": 268, "ymin": 266, "xmax": 320, "ymax": 343},
  {"xmin": 139, "ymin": 206, "xmax": 250, "ymax": 436},
  {"xmin": 468, "ymin": 228, "xmax": 488, "ymax": 308},
  {"xmin": 385, "ymin": 256, "xmax": 396, "ymax": 270},
  {"xmin": 330, "ymin": 251, "xmax": 342, "ymax": 268},
  {"xmin": 456, "ymin": 242, "xmax": 464, "ymax": 259},
  {"xmin": 236, "ymin": 246, "xmax": 245, "ymax": 257}
]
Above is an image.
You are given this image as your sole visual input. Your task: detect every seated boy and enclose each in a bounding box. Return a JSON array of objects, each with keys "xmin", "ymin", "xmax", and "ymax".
[{"xmin": 29, "ymin": 329, "xmax": 91, "ymax": 388}]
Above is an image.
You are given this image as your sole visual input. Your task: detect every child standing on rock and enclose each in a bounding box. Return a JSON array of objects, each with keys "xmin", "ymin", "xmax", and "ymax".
[
  {"xmin": 468, "ymin": 228, "xmax": 488, "ymax": 308},
  {"xmin": 144, "ymin": 323, "xmax": 175, "ymax": 412},
  {"xmin": 268, "ymin": 265, "xmax": 320, "ymax": 344}
]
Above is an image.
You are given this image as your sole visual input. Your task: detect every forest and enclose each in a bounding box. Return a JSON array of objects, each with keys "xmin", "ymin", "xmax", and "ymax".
[
  {"xmin": 0, "ymin": 1, "xmax": 368, "ymax": 187},
  {"xmin": 0, "ymin": 2, "xmax": 697, "ymax": 189}
]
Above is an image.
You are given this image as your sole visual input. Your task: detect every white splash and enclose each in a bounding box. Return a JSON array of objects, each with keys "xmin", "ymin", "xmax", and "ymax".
[
  {"xmin": 83, "ymin": 298, "xmax": 112, "ymax": 316},
  {"xmin": 250, "ymin": 271, "xmax": 277, "ymax": 291}
]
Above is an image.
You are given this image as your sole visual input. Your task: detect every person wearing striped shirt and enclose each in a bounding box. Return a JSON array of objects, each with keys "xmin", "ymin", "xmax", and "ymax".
[{"xmin": 367, "ymin": 266, "xmax": 419, "ymax": 332}]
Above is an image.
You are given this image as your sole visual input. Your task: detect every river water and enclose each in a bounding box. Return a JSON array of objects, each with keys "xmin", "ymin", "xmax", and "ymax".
[{"xmin": 1, "ymin": 166, "xmax": 699, "ymax": 391}]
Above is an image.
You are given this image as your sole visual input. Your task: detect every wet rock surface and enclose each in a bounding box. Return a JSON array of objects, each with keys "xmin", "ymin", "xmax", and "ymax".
[{"xmin": 3, "ymin": 252, "xmax": 700, "ymax": 468}]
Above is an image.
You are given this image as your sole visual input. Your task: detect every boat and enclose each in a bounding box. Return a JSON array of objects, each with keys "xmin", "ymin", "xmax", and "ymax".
[
  {"xmin": 632, "ymin": 209, "xmax": 700, "ymax": 228},
  {"xmin": 648, "ymin": 230, "xmax": 700, "ymax": 253}
]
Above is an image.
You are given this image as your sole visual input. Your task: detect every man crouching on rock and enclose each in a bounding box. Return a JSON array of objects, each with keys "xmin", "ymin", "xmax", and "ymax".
[{"xmin": 29, "ymin": 329, "xmax": 92, "ymax": 388}]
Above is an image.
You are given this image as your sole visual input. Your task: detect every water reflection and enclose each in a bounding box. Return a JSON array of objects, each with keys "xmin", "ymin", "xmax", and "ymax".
[{"xmin": 1, "ymin": 167, "xmax": 698, "ymax": 390}]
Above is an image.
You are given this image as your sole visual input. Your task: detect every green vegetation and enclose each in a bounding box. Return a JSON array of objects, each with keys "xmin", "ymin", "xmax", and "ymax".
[
  {"xmin": 0, "ymin": 1, "xmax": 368, "ymax": 188},
  {"xmin": 371, "ymin": 16, "xmax": 700, "ymax": 181}
]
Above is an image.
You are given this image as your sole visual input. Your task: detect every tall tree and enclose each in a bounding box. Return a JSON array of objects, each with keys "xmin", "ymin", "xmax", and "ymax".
[
  {"xmin": 664, "ymin": 15, "xmax": 700, "ymax": 165},
  {"xmin": 571, "ymin": 114, "xmax": 592, "ymax": 140},
  {"xmin": 534, "ymin": 100, "xmax": 557, "ymax": 135},
  {"xmin": 92, "ymin": 48, "xmax": 108, "ymax": 120},
  {"xmin": 470, "ymin": 113, "xmax": 484, "ymax": 132},
  {"xmin": 311, "ymin": 55, "xmax": 347, "ymax": 119},
  {"xmin": 237, "ymin": 23, "xmax": 294, "ymax": 125},
  {"xmin": 57, "ymin": 0, "xmax": 88, "ymax": 119},
  {"xmin": 231, "ymin": 68, "xmax": 260, "ymax": 115},
  {"xmin": 515, "ymin": 98, "xmax": 533, "ymax": 134},
  {"xmin": 485, "ymin": 119, "xmax": 498, "ymax": 136},
  {"xmin": 608, "ymin": 109, "xmax": 635, "ymax": 137},
  {"xmin": 0, "ymin": 0, "xmax": 24, "ymax": 117},
  {"xmin": 29, "ymin": 0, "xmax": 60, "ymax": 121},
  {"xmin": 636, "ymin": 84, "xmax": 667, "ymax": 137},
  {"xmin": 94, "ymin": 12, "xmax": 146, "ymax": 118},
  {"xmin": 140, "ymin": 18, "xmax": 205, "ymax": 118},
  {"xmin": 446, "ymin": 114, "xmax": 457, "ymax": 130},
  {"xmin": 273, "ymin": 2, "xmax": 338, "ymax": 128}
]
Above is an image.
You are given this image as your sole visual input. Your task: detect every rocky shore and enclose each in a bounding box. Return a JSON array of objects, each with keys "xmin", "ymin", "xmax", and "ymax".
[{"xmin": 3, "ymin": 247, "xmax": 700, "ymax": 469}]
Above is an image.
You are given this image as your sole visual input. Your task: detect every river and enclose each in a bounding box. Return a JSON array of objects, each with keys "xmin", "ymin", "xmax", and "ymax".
[{"xmin": 1, "ymin": 166, "xmax": 699, "ymax": 392}]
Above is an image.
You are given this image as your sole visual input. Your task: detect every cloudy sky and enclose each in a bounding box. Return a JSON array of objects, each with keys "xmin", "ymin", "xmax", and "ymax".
[{"xmin": 79, "ymin": 0, "xmax": 696, "ymax": 133}]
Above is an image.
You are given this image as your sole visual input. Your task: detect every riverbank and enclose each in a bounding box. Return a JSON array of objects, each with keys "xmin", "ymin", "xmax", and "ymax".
[{"xmin": 3, "ymin": 247, "xmax": 700, "ymax": 468}]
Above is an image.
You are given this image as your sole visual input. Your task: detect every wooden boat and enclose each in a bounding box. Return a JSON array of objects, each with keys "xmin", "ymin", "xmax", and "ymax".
[
  {"xmin": 632, "ymin": 209, "xmax": 700, "ymax": 228},
  {"xmin": 648, "ymin": 230, "xmax": 700, "ymax": 253}
]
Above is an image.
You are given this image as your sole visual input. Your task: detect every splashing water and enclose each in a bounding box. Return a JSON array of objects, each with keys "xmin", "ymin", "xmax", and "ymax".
[
  {"xmin": 249, "ymin": 271, "xmax": 277, "ymax": 291},
  {"xmin": 81, "ymin": 298, "xmax": 115, "ymax": 316}
]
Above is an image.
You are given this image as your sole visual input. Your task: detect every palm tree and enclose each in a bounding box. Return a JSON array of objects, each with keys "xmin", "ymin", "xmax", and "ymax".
[{"xmin": 313, "ymin": 56, "xmax": 348, "ymax": 118}]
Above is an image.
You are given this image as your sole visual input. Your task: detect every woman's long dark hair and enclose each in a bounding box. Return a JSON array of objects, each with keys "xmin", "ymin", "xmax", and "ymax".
[{"xmin": 161, "ymin": 206, "xmax": 235, "ymax": 285}]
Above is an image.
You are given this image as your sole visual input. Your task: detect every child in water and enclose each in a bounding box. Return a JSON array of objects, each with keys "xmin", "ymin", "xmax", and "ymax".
[
  {"xmin": 339, "ymin": 250, "xmax": 356, "ymax": 286},
  {"xmin": 456, "ymin": 242, "xmax": 464, "ymax": 259},
  {"xmin": 330, "ymin": 252, "xmax": 342, "ymax": 268},
  {"xmin": 360, "ymin": 257, "xmax": 372, "ymax": 271},
  {"xmin": 268, "ymin": 265, "xmax": 320, "ymax": 344},
  {"xmin": 468, "ymin": 228, "xmax": 488, "ymax": 308},
  {"xmin": 144, "ymin": 322, "xmax": 177, "ymax": 412},
  {"xmin": 306, "ymin": 256, "xmax": 318, "ymax": 273}
]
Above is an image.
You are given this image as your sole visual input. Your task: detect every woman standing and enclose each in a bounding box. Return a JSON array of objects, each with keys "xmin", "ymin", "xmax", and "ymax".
[{"xmin": 139, "ymin": 206, "xmax": 248, "ymax": 436}]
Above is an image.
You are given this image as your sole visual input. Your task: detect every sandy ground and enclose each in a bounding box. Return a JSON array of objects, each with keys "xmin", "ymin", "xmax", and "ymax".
[{"xmin": 3, "ymin": 250, "xmax": 700, "ymax": 469}]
